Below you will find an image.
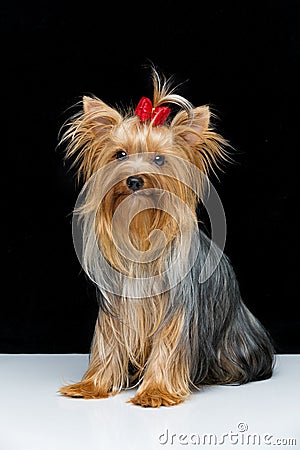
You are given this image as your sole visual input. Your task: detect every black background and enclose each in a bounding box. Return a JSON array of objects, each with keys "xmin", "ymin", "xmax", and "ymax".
[{"xmin": 3, "ymin": 1, "xmax": 299, "ymax": 353}]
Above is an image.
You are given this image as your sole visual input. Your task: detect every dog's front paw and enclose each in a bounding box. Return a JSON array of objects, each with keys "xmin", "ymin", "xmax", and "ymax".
[
  {"xmin": 60, "ymin": 380, "xmax": 110, "ymax": 399},
  {"xmin": 129, "ymin": 388, "xmax": 186, "ymax": 408}
]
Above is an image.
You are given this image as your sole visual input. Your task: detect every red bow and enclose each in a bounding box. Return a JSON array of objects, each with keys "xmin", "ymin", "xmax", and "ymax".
[{"xmin": 135, "ymin": 96, "xmax": 171, "ymax": 125}]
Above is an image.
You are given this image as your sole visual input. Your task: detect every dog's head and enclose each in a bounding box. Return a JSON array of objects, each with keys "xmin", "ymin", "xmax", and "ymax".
[
  {"xmin": 62, "ymin": 70, "xmax": 228, "ymax": 267},
  {"xmin": 64, "ymin": 72, "xmax": 227, "ymax": 203}
]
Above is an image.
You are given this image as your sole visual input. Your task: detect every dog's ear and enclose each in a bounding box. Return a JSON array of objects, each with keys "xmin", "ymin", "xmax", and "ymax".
[
  {"xmin": 171, "ymin": 105, "xmax": 228, "ymax": 174},
  {"xmin": 62, "ymin": 97, "xmax": 123, "ymax": 181},
  {"xmin": 171, "ymin": 106, "xmax": 210, "ymax": 144},
  {"xmin": 82, "ymin": 96, "xmax": 122, "ymax": 136}
]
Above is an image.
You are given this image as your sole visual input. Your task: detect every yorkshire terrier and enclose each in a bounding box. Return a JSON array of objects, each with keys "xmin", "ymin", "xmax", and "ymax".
[{"xmin": 60, "ymin": 69, "xmax": 274, "ymax": 407}]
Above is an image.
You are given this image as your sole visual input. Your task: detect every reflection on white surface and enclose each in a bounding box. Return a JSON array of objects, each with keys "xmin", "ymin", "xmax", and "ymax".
[{"xmin": 0, "ymin": 354, "xmax": 299, "ymax": 450}]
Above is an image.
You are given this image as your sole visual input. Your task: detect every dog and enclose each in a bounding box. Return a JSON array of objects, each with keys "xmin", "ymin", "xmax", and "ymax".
[{"xmin": 60, "ymin": 69, "xmax": 274, "ymax": 407}]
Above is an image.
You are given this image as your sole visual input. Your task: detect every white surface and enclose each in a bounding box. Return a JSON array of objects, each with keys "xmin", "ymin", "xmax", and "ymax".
[{"xmin": 0, "ymin": 354, "xmax": 299, "ymax": 450}]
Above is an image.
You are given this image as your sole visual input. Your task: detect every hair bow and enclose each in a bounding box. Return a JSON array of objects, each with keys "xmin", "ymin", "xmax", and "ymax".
[{"xmin": 135, "ymin": 96, "xmax": 171, "ymax": 126}]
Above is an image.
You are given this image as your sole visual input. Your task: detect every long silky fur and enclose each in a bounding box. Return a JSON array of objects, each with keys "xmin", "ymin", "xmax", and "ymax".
[
  {"xmin": 60, "ymin": 69, "xmax": 274, "ymax": 406},
  {"xmin": 186, "ymin": 229, "xmax": 274, "ymax": 386}
]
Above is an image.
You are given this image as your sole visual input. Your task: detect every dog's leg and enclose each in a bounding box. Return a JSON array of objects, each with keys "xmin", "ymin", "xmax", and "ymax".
[
  {"xmin": 130, "ymin": 311, "xmax": 191, "ymax": 407},
  {"xmin": 60, "ymin": 313, "xmax": 128, "ymax": 399}
]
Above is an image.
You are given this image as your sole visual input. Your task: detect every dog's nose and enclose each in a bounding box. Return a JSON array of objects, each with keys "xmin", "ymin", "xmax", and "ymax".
[{"xmin": 126, "ymin": 176, "xmax": 144, "ymax": 192}]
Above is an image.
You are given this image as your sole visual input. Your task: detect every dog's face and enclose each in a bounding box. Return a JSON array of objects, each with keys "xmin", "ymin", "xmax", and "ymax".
[{"xmin": 90, "ymin": 115, "xmax": 200, "ymax": 216}]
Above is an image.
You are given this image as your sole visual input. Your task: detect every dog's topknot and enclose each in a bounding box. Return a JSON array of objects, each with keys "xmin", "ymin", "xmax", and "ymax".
[{"xmin": 151, "ymin": 68, "xmax": 194, "ymax": 119}]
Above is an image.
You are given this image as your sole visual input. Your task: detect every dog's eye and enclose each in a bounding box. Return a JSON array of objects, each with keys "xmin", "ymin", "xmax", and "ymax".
[
  {"xmin": 115, "ymin": 150, "xmax": 128, "ymax": 161},
  {"xmin": 153, "ymin": 155, "xmax": 165, "ymax": 166}
]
